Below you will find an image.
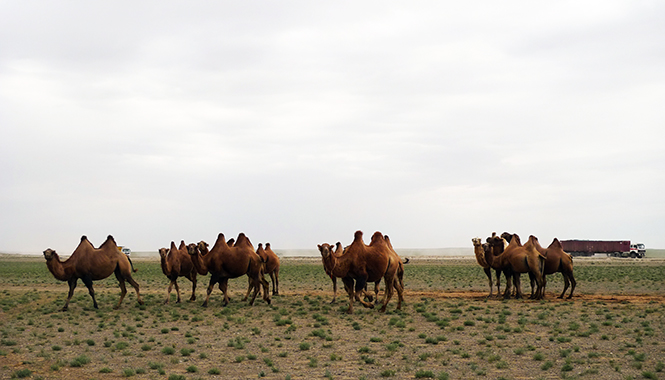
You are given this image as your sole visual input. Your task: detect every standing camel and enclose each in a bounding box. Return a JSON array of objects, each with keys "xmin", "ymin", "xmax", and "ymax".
[
  {"xmin": 187, "ymin": 233, "xmax": 270, "ymax": 307},
  {"xmin": 159, "ymin": 240, "xmax": 197, "ymax": 304},
  {"xmin": 258, "ymin": 243, "xmax": 280, "ymax": 296},
  {"xmin": 529, "ymin": 236, "xmax": 576, "ymax": 299},
  {"xmin": 485, "ymin": 233, "xmax": 546, "ymax": 300},
  {"xmin": 318, "ymin": 230, "xmax": 404, "ymax": 313},
  {"xmin": 43, "ymin": 235, "xmax": 143, "ymax": 311},
  {"xmin": 472, "ymin": 237, "xmax": 502, "ymax": 297}
]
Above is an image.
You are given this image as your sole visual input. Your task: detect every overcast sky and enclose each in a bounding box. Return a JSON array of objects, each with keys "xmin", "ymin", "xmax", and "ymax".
[{"xmin": 1, "ymin": 1, "xmax": 664, "ymax": 254}]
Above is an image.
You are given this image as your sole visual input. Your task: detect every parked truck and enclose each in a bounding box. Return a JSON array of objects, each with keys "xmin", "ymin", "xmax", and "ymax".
[{"xmin": 560, "ymin": 240, "xmax": 645, "ymax": 258}]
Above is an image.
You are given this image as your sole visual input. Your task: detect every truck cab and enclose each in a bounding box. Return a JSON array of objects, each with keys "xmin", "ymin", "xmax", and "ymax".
[{"xmin": 630, "ymin": 243, "xmax": 646, "ymax": 258}]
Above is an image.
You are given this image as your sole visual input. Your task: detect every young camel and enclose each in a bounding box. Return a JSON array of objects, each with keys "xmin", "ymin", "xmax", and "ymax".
[
  {"xmin": 472, "ymin": 237, "xmax": 502, "ymax": 297},
  {"xmin": 485, "ymin": 234, "xmax": 546, "ymax": 300},
  {"xmin": 318, "ymin": 230, "xmax": 404, "ymax": 313},
  {"xmin": 528, "ymin": 236, "xmax": 576, "ymax": 299},
  {"xmin": 159, "ymin": 240, "xmax": 197, "ymax": 304},
  {"xmin": 187, "ymin": 233, "xmax": 270, "ymax": 307},
  {"xmin": 43, "ymin": 235, "xmax": 143, "ymax": 311}
]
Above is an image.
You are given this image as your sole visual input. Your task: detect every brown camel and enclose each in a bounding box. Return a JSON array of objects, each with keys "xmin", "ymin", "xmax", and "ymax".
[
  {"xmin": 529, "ymin": 236, "xmax": 577, "ymax": 299},
  {"xmin": 317, "ymin": 230, "xmax": 404, "ymax": 313},
  {"xmin": 159, "ymin": 240, "xmax": 197, "ymax": 304},
  {"xmin": 472, "ymin": 237, "xmax": 502, "ymax": 297},
  {"xmin": 319, "ymin": 242, "xmax": 380, "ymax": 304},
  {"xmin": 187, "ymin": 233, "xmax": 270, "ymax": 307},
  {"xmin": 257, "ymin": 243, "xmax": 280, "ymax": 296},
  {"xmin": 485, "ymin": 233, "xmax": 545, "ymax": 300},
  {"xmin": 43, "ymin": 235, "xmax": 143, "ymax": 311}
]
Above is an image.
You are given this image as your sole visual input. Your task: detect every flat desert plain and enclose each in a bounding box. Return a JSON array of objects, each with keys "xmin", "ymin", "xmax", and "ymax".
[{"xmin": 1, "ymin": 255, "xmax": 665, "ymax": 380}]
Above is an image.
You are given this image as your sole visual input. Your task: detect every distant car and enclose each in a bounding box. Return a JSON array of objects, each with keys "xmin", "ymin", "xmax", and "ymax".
[{"xmin": 118, "ymin": 246, "xmax": 131, "ymax": 256}]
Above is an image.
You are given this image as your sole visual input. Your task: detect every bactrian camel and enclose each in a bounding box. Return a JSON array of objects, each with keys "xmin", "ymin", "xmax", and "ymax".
[
  {"xmin": 485, "ymin": 233, "xmax": 546, "ymax": 300},
  {"xmin": 43, "ymin": 235, "xmax": 143, "ymax": 311},
  {"xmin": 529, "ymin": 235, "xmax": 577, "ymax": 299},
  {"xmin": 318, "ymin": 230, "xmax": 404, "ymax": 313},
  {"xmin": 472, "ymin": 237, "xmax": 502, "ymax": 297},
  {"xmin": 258, "ymin": 243, "xmax": 280, "ymax": 296},
  {"xmin": 187, "ymin": 233, "xmax": 270, "ymax": 307},
  {"xmin": 159, "ymin": 240, "xmax": 197, "ymax": 304}
]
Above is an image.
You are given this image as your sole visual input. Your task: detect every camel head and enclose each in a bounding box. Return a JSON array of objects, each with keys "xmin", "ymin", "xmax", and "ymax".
[
  {"xmin": 471, "ymin": 237, "xmax": 482, "ymax": 247},
  {"xmin": 158, "ymin": 247, "xmax": 169, "ymax": 258},
  {"xmin": 43, "ymin": 248, "xmax": 57, "ymax": 261},
  {"xmin": 197, "ymin": 241, "xmax": 209, "ymax": 255},
  {"xmin": 187, "ymin": 243, "xmax": 198, "ymax": 256},
  {"xmin": 317, "ymin": 243, "xmax": 334, "ymax": 259}
]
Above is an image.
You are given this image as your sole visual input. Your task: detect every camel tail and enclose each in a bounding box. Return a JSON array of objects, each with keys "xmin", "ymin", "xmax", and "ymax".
[
  {"xmin": 128, "ymin": 257, "xmax": 138, "ymax": 273},
  {"xmin": 403, "ymin": 257, "xmax": 410, "ymax": 264}
]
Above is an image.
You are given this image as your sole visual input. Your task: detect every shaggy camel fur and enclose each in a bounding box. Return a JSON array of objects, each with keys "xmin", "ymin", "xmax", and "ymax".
[
  {"xmin": 318, "ymin": 230, "xmax": 404, "ymax": 313},
  {"xmin": 485, "ymin": 233, "xmax": 546, "ymax": 300},
  {"xmin": 529, "ymin": 236, "xmax": 577, "ymax": 299},
  {"xmin": 159, "ymin": 240, "xmax": 197, "ymax": 304},
  {"xmin": 187, "ymin": 233, "xmax": 270, "ymax": 307},
  {"xmin": 258, "ymin": 243, "xmax": 280, "ymax": 296},
  {"xmin": 472, "ymin": 237, "xmax": 502, "ymax": 297},
  {"xmin": 43, "ymin": 235, "xmax": 143, "ymax": 311}
]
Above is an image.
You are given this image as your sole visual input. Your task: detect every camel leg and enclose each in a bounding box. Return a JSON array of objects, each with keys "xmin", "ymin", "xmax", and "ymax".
[
  {"xmin": 81, "ymin": 276, "xmax": 98, "ymax": 309},
  {"xmin": 125, "ymin": 275, "xmax": 143, "ymax": 306},
  {"xmin": 393, "ymin": 278, "xmax": 404, "ymax": 310},
  {"xmin": 173, "ymin": 279, "xmax": 182, "ymax": 303},
  {"xmin": 242, "ymin": 277, "xmax": 252, "ymax": 302},
  {"xmin": 189, "ymin": 273, "xmax": 197, "ymax": 302},
  {"xmin": 373, "ymin": 281, "xmax": 380, "ymax": 304},
  {"xmin": 260, "ymin": 274, "xmax": 271, "ymax": 305},
  {"xmin": 513, "ymin": 274, "xmax": 523, "ymax": 299},
  {"xmin": 502, "ymin": 273, "xmax": 512, "ymax": 299},
  {"xmin": 483, "ymin": 267, "xmax": 492, "ymax": 297},
  {"xmin": 342, "ymin": 277, "xmax": 355, "ymax": 314},
  {"xmin": 165, "ymin": 280, "xmax": 174, "ymax": 304},
  {"xmin": 330, "ymin": 277, "xmax": 338, "ymax": 304},
  {"xmin": 271, "ymin": 270, "xmax": 279, "ymax": 296},
  {"xmin": 354, "ymin": 277, "xmax": 375, "ymax": 310},
  {"xmin": 558, "ymin": 272, "xmax": 569, "ymax": 299},
  {"xmin": 203, "ymin": 275, "xmax": 218, "ymax": 307},
  {"xmin": 114, "ymin": 278, "xmax": 128, "ymax": 310},
  {"xmin": 379, "ymin": 276, "xmax": 395, "ymax": 313},
  {"xmin": 61, "ymin": 278, "xmax": 78, "ymax": 311},
  {"xmin": 495, "ymin": 269, "xmax": 501, "ymax": 296},
  {"xmin": 219, "ymin": 277, "xmax": 230, "ymax": 306},
  {"xmin": 567, "ymin": 271, "xmax": 576, "ymax": 299}
]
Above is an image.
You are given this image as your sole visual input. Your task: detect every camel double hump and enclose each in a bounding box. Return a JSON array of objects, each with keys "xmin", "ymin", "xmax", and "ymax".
[
  {"xmin": 159, "ymin": 240, "xmax": 198, "ymax": 304},
  {"xmin": 43, "ymin": 235, "xmax": 143, "ymax": 311},
  {"xmin": 529, "ymin": 235, "xmax": 576, "ymax": 299},
  {"xmin": 318, "ymin": 230, "xmax": 405, "ymax": 314},
  {"xmin": 187, "ymin": 232, "xmax": 270, "ymax": 307}
]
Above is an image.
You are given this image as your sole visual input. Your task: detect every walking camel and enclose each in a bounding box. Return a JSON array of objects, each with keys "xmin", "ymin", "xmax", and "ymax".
[
  {"xmin": 43, "ymin": 235, "xmax": 143, "ymax": 311},
  {"xmin": 159, "ymin": 240, "xmax": 197, "ymax": 304}
]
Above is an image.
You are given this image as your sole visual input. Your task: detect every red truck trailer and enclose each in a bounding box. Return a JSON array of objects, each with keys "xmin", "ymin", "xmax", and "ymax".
[{"xmin": 560, "ymin": 240, "xmax": 645, "ymax": 258}]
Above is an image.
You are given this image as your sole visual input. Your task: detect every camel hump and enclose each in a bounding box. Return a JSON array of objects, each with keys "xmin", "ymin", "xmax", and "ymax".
[
  {"xmin": 107, "ymin": 235, "xmax": 115, "ymax": 243},
  {"xmin": 353, "ymin": 230, "xmax": 364, "ymax": 242},
  {"xmin": 170, "ymin": 241, "xmax": 177, "ymax": 250},
  {"xmin": 370, "ymin": 231, "xmax": 384, "ymax": 245},
  {"xmin": 80, "ymin": 235, "xmax": 88, "ymax": 242},
  {"xmin": 265, "ymin": 243, "xmax": 271, "ymax": 249},
  {"xmin": 549, "ymin": 238, "xmax": 563, "ymax": 249},
  {"xmin": 258, "ymin": 243, "xmax": 263, "ymax": 248}
]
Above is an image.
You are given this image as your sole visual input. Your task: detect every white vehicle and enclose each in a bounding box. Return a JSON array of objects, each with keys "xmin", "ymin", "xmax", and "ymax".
[
  {"xmin": 629, "ymin": 243, "xmax": 646, "ymax": 258},
  {"xmin": 119, "ymin": 246, "xmax": 132, "ymax": 256}
]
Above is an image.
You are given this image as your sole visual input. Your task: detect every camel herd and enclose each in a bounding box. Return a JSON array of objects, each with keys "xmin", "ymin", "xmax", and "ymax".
[
  {"xmin": 42, "ymin": 230, "xmax": 577, "ymax": 313},
  {"xmin": 472, "ymin": 232, "xmax": 576, "ymax": 300}
]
